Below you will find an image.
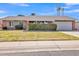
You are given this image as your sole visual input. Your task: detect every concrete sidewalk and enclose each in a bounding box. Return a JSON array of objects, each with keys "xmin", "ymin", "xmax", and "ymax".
[
  {"xmin": 61, "ymin": 31, "xmax": 79, "ymax": 37},
  {"xmin": 0, "ymin": 41, "xmax": 79, "ymax": 53}
]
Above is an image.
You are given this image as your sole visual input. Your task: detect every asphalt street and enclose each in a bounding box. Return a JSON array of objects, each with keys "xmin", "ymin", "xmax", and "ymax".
[
  {"xmin": 0, "ymin": 41, "xmax": 79, "ymax": 56},
  {"xmin": 0, "ymin": 50, "xmax": 79, "ymax": 56}
]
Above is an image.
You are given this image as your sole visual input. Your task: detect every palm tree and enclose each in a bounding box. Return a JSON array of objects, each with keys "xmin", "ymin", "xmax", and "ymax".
[
  {"xmin": 57, "ymin": 7, "xmax": 64, "ymax": 16},
  {"xmin": 61, "ymin": 8, "xmax": 64, "ymax": 16},
  {"xmin": 57, "ymin": 7, "xmax": 61, "ymax": 16}
]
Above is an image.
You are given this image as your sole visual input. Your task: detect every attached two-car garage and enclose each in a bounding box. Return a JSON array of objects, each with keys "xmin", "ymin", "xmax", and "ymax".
[{"xmin": 55, "ymin": 20, "xmax": 75, "ymax": 31}]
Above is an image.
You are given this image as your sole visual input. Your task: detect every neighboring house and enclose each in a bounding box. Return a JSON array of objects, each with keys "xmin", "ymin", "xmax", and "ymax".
[{"xmin": 0, "ymin": 16, "xmax": 77, "ymax": 31}]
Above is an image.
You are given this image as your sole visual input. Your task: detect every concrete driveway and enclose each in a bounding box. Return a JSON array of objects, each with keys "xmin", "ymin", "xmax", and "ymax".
[{"xmin": 61, "ymin": 31, "xmax": 79, "ymax": 37}]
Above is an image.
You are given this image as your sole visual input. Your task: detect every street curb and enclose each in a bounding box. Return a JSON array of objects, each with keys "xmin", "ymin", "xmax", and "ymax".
[{"xmin": 0, "ymin": 48, "xmax": 79, "ymax": 54}]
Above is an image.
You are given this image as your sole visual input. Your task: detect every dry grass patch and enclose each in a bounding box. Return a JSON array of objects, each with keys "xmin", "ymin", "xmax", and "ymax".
[{"xmin": 0, "ymin": 30, "xmax": 78, "ymax": 41}]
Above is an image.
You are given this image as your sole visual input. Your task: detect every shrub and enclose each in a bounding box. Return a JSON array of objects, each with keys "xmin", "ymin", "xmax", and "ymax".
[
  {"xmin": 29, "ymin": 23, "xmax": 57, "ymax": 31},
  {"xmin": 3, "ymin": 27, "xmax": 7, "ymax": 30},
  {"xmin": 15, "ymin": 24, "xmax": 23, "ymax": 30}
]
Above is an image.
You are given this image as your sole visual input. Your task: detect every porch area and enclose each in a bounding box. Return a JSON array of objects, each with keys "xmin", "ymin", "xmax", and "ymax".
[{"xmin": 0, "ymin": 20, "xmax": 57, "ymax": 31}]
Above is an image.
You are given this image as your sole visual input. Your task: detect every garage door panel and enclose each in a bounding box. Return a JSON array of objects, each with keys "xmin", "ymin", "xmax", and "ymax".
[{"xmin": 55, "ymin": 22, "xmax": 72, "ymax": 31}]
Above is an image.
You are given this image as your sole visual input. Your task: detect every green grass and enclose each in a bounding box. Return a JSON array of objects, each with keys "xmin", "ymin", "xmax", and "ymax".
[{"xmin": 0, "ymin": 30, "xmax": 78, "ymax": 41}]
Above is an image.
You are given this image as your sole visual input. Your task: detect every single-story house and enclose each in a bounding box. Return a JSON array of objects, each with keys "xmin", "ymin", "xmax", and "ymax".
[{"xmin": 0, "ymin": 16, "xmax": 77, "ymax": 31}]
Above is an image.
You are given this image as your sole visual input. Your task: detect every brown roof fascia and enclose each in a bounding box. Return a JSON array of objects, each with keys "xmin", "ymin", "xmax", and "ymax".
[{"xmin": 55, "ymin": 20, "xmax": 75, "ymax": 22}]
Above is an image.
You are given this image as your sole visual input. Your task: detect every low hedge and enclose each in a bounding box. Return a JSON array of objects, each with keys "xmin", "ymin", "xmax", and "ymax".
[
  {"xmin": 29, "ymin": 23, "xmax": 57, "ymax": 31},
  {"xmin": 15, "ymin": 24, "xmax": 23, "ymax": 30}
]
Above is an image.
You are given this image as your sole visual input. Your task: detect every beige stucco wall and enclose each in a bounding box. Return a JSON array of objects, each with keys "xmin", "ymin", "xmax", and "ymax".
[
  {"xmin": 0, "ymin": 20, "xmax": 3, "ymax": 30},
  {"xmin": 75, "ymin": 22, "xmax": 79, "ymax": 30}
]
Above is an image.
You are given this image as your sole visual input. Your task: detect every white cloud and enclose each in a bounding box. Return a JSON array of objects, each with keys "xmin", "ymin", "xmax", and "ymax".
[
  {"xmin": 63, "ymin": 6, "xmax": 70, "ymax": 9},
  {"xmin": 72, "ymin": 9, "xmax": 79, "ymax": 12},
  {"xmin": 64, "ymin": 3, "xmax": 79, "ymax": 13},
  {"xmin": 18, "ymin": 4, "xmax": 30, "ymax": 6},
  {"xmin": 62, "ymin": 3, "xmax": 79, "ymax": 9},
  {"xmin": 38, "ymin": 12, "xmax": 56, "ymax": 15},
  {"xmin": 9, "ymin": 3, "xmax": 30, "ymax": 7},
  {"xmin": 0, "ymin": 15, "xmax": 8, "ymax": 18},
  {"xmin": 65, "ymin": 9, "xmax": 79, "ymax": 13},
  {"xmin": 0, "ymin": 10, "xmax": 6, "ymax": 13},
  {"xmin": 65, "ymin": 3, "xmax": 79, "ymax": 6}
]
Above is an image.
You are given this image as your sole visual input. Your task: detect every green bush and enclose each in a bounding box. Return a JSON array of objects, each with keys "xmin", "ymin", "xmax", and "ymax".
[
  {"xmin": 15, "ymin": 24, "xmax": 23, "ymax": 30},
  {"xmin": 29, "ymin": 23, "xmax": 57, "ymax": 31}
]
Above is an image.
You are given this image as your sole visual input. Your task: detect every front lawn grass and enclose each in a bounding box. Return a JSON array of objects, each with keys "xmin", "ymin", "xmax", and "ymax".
[{"xmin": 0, "ymin": 30, "xmax": 78, "ymax": 41}]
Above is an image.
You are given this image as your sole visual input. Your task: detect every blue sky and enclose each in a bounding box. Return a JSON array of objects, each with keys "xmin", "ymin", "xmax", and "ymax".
[{"xmin": 0, "ymin": 3, "xmax": 79, "ymax": 20}]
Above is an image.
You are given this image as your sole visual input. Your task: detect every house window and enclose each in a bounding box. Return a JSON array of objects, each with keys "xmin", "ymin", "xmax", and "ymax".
[
  {"xmin": 29, "ymin": 21, "xmax": 35, "ymax": 23},
  {"xmin": 37, "ymin": 21, "xmax": 44, "ymax": 24},
  {"xmin": 9, "ymin": 21, "xmax": 13, "ymax": 26},
  {"xmin": 9, "ymin": 21, "xmax": 11, "ymax": 26}
]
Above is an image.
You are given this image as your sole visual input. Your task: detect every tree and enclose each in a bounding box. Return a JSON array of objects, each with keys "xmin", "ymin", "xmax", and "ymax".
[
  {"xmin": 31, "ymin": 13, "xmax": 36, "ymax": 16},
  {"xmin": 17, "ymin": 14, "xmax": 25, "ymax": 16}
]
